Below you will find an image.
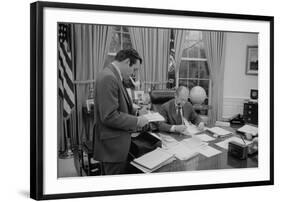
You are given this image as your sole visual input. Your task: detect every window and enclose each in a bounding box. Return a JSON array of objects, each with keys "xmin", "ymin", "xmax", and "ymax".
[
  {"xmin": 104, "ymin": 26, "xmax": 133, "ymax": 67},
  {"xmin": 178, "ymin": 30, "xmax": 210, "ymax": 105}
]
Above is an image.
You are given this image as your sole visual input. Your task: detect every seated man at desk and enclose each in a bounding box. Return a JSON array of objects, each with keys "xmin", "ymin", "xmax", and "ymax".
[{"xmin": 158, "ymin": 86, "xmax": 205, "ymax": 134}]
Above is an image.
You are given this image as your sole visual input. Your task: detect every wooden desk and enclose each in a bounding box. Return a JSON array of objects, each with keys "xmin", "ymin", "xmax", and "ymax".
[{"xmin": 151, "ymin": 127, "xmax": 258, "ymax": 173}]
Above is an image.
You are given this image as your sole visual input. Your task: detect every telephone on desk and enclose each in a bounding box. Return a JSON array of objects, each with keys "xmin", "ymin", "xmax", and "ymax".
[{"xmin": 230, "ymin": 114, "xmax": 245, "ymax": 125}]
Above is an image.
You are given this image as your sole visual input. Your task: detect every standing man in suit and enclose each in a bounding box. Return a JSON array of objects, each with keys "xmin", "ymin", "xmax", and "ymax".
[
  {"xmin": 158, "ymin": 86, "xmax": 205, "ymax": 134},
  {"xmin": 94, "ymin": 48, "xmax": 149, "ymax": 175}
]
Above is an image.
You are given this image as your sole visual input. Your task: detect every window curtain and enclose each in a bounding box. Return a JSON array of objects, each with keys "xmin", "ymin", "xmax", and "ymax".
[
  {"xmin": 129, "ymin": 27, "xmax": 170, "ymax": 91},
  {"xmin": 174, "ymin": 29, "xmax": 189, "ymax": 87},
  {"xmin": 202, "ymin": 31, "xmax": 226, "ymax": 125},
  {"xmin": 73, "ymin": 24, "xmax": 113, "ymax": 143}
]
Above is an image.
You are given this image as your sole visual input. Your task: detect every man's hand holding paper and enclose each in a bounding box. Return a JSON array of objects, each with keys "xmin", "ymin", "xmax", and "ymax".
[
  {"xmin": 138, "ymin": 107, "xmax": 149, "ymax": 116},
  {"xmin": 137, "ymin": 115, "xmax": 149, "ymax": 128},
  {"xmin": 198, "ymin": 122, "xmax": 205, "ymax": 131},
  {"xmin": 181, "ymin": 121, "xmax": 203, "ymax": 136},
  {"xmin": 173, "ymin": 125, "xmax": 187, "ymax": 134}
]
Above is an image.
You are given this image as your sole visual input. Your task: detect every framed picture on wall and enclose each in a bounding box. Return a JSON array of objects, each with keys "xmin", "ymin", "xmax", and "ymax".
[
  {"xmin": 250, "ymin": 89, "xmax": 259, "ymax": 100},
  {"xmin": 246, "ymin": 45, "xmax": 258, "ymax": 75},
  {"xmin": 30, "ymin": 1, "xmax": 274, "ymax": 200}
]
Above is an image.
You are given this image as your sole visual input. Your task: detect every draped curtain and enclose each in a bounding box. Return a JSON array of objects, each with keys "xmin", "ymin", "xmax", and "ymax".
[
  {"xmin": 73, "ymin": 24, "xmax": 113, "ymax": 143},
  {"xmin": 174, "ymin": 29, "xmax": 189, "ymax": 87},
  {"xmin": 129, "ymin": 27, "xmax": 170, "ymax": 91},
  {"xmin": 202, "ymin": 31, "xmax": 226, "ymax": 124}
]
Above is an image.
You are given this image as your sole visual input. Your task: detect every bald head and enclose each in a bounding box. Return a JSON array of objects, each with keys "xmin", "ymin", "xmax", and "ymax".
[{"xmin": 175, "ymin": 86, "xmax": 189, "ymax": 107}]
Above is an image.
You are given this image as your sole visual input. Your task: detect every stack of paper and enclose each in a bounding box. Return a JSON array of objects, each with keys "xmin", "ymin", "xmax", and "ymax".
[
  {"xmin": 182, "ymin": 136, "xmax": 208, "ymax": 150},
  {"xmin": 206, "ymin": 127, "xmax": 232, "ymax": 136},
  {"xmin": 237, "ymin": 124, "xmax": 258, "ymax": 136},
  {"xmin": 143, "ymin": 112, "xmax": 165, "ymax": 122},
  {"xmin": 181, "ymin": 137, "xmax": 221, "ymax": 158},
  {"xmin": 182, "ymin": 137, "xmax": 222, "ymax": 157},
  {"xmin": 132, "ymin": 135, "xmax": 224, "ymax": 173},
  {"xmin": 131, "ymin": 147, "xmax": 175, "ymax": 172},
  {"xmin": 165, "ymin": 142, "xmax": 199, "ymax": 160},
  {"xmin": 196, "ymin": 134, "xmax": 215, "ymax": 142},
  {"xmin": 159, "ymin": 133, "xmax": 179, "ymax": 149},
  {"xmin": 215, "ymin": 136, "xmax": 252, "ymax": 150},
  {"xmin": 182, "ymin": 124, "xmax": 201, "ymax": 135},
  {"xmin": 197, "ymin": 146, "xmax": 222, "ymax": 158},
  {"xmin": 215, "ymin": 121, "xmax": 230, "ymax": 127}
]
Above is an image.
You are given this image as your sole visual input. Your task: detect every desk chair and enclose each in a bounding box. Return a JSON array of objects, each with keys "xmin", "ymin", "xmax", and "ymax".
[
  {"xmin": 81, "ymin": 139, "xmax": 101, "ymax": 176},
  {"xmin": 81, "ymin": 105, "xmax": 101, "ymax": 176},
  {"xmin": 149, "ymin": 89, "xmax": 210, "ymax": 125},
  {"xmin": 150, "ymin": 89, "xmax": 175, "ymax": 112}
]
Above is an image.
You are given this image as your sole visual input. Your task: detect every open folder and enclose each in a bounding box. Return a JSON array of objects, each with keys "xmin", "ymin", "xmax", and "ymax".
[
  {"xmin": 131, "ymin": 147, "xmax": 175, "ymax": 172},
  {"xmin": 206, "ymin": 127, "xmax": 232, "ymax": 136},
  {"xmin": 237, "ymin": 124, "xmax": 258, "ymax": 136}
]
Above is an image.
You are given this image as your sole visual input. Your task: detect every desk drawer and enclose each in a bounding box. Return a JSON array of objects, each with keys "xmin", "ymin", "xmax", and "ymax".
[
  {"xmin": 243, "ymin": 115, "xmax": 258, "ymax": 125},
  {"xmin": 244, "ymin": 109, "xmax": 254, "ymax": 116},
  {"xmin": 244, "ymin": 103, "xmax": 258, "ymax": 110},
  {"xmin": 244, "ymin": 116, "xmax": 252, "ymax": 122}
]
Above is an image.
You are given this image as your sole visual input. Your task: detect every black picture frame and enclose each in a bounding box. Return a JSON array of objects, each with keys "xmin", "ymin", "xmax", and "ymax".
[
  {"xmin": 246, "ymin": 45, "xmax": 259, "ymax": 75},
  {"xmin": 30, "ymin": 1, "xmax": 274, "ymax": 200}
]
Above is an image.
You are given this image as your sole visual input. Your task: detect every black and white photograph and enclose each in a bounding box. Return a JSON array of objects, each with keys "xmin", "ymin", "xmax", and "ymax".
[
  {"xmin": 245, "ymin": 45, "xmax": 258, "ymax": 75},
  {"xmin": 57, "ymin": 24, "xmax": 259, "ymax": 177},
  {"xmin": 29, "ymin": 1, "xmax": 273, "ymax": 200}
]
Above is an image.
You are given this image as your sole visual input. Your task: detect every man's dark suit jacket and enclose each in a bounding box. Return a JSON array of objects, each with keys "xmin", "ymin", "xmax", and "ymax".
[
  {"xmin": 158, "ymin": 98, "xmax": 202, "ymax": 132},
  {"xmin": 94, "ymin": 64, "xmax": 138, "ymax": 163}
]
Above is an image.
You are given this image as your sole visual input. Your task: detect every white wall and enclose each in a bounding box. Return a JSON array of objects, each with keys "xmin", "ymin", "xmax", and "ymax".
[{"xmin": 222, "ymin": 32, "xmax": 258, "ymax": 118}]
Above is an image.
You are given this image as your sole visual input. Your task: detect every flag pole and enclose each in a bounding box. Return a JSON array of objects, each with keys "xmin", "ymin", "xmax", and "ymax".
[
  {"xmin": 58, "ymin": 23, "xmax": 75, "ymax": 159},
  {"xmin": 59, "ymin": 118, "xmax": 74, "ymax": 159}
]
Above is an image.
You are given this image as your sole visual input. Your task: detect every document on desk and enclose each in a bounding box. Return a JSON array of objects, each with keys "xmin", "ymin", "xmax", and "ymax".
[
  {"xmin": 132, "ymin": 147, "xmax": 174, "ymax": 170},
  {"xmin": 182, "ymin": 119, "xmax": 201, "ymax": 135},
  {"xmin": 198, "ymin": 146, "xmax": 222, "ymax": 157},
  {"xmin": 159, "ymin": 133, "xmax": 179, "ymax": 149},
  {"xmin": 131, "ymin": 157, "xmax": 175, "ymax": 173},
  {"xmin": 165, "ymin": 142, "xmax": 199, "ymax": 160},
  {"xmin": 215, "ymin": 136, "xmax": 252, "ymax": 150},
  {"xmin": 196, "ymin": 134, "xmax": 215, "ymax": 142},
  {"xmin": 237, "ymin": 124, "xmax": 258, "ymax": 136},
  {"xmin": 206, "ymin": 127, "xmax": 232, "ymax": 136},
  {"xmin": 182, "ymin": 136, "xmax": 208, "ymax": 150},
  {"xmin": 143, "ymin": 112, "xmax": 165, "ymax": 122},
  {"xmin": 182, "ymin": 124, "xmax": 201, "ymax": 135},
  {"xmin": 180, "ymin": 137, "xmax": 220, "ymax": 158},
  {"xmin": 161, "ymin": 136, "xmax": 220, "ymax": 160}
]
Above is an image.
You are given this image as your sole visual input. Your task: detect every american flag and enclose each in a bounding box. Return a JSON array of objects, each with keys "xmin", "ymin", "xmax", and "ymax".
[
  {"xmin": 168, "ymin": 30, "xmax": 175, "ymax": 73},
  {"xmin": 168, "ymin": 49, "xmax": 175, "ymax": 72},
  {"xmin": 58, "ymin": 24, "xmax": 75, "ymax": 118},
  {"xmin": 167, "ymin": 30, "xmax": 176, "ymax": 89}
]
